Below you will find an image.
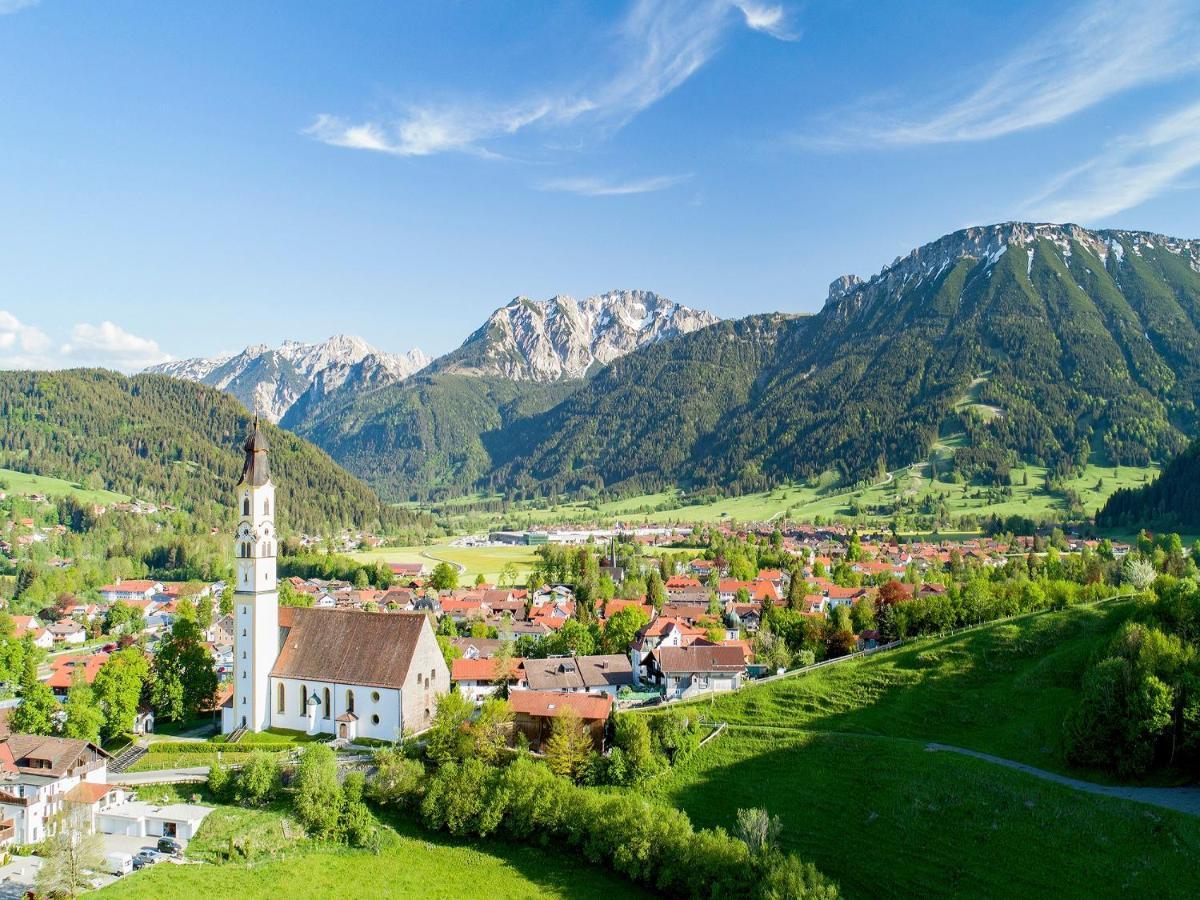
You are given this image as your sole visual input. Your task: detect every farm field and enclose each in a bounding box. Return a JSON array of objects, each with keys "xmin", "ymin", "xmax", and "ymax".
[
  {"xmin": 351, "ymin": 542, "xmax": 542, "ymax": 583},
  {"xmin": 0, "ymin": 466, "xmax": 129, "ymax": 505},
  {"xmin": 98, "ymin": 798, "xmax": 646, "ymax": 899},
  {"xmin": 408, "ymin": 462, "xmax": 1159, "ymax": 532}
]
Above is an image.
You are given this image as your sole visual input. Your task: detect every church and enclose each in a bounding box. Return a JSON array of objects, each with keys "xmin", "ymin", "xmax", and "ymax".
[{"xmin": 220, "ymin": 417, "xmax": 450, "ymax": 741}]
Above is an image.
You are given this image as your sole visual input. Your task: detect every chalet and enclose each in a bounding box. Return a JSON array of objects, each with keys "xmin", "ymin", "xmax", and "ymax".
[
  {"xmin": 521, "ymin": 654, "xmax": 633, "ymax": 697},
  {"xmin": 510, "ymin": 690, "xmax": 612, "ymax": 752},
  {"xmin": 46, "ymin": 652, "xmax": 110, "ymax": 696},
  {"xmin": 48, "ymin": 620, "xmax": 87, "ymax": 645},
  {"xmin": 649, "ymin": 645, "xmax": 748, "ymax": 699},
  {"xmin": 0, "ymin": 733, "xmax": 111, "ymax": 845}
]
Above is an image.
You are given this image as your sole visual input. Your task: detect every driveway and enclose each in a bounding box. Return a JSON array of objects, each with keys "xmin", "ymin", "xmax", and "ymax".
[{"xmin": 0, "ymin": 854, "xmax": 42, "ymax": 899}]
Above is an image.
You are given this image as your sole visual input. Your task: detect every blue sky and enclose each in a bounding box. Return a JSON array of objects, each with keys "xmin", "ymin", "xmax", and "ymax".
[{"xmin": 2, "ymin": 0, "xmax": 1200, "ymax": 369}]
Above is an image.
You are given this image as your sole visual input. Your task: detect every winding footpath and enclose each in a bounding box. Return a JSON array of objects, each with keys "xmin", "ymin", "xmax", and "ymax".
[{"xmin": 925, "ymin": 743, "xmax": 1200, "ymax": 818}]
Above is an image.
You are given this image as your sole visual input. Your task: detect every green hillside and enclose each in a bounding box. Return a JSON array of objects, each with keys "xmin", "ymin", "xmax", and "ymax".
[
  {"xmin": 641, "ymin": 601, "xmax": 1200, "ymax": 898},
  {"xmin": 0, "ymin": 369, "xmax": 426, "ymax": 535}
]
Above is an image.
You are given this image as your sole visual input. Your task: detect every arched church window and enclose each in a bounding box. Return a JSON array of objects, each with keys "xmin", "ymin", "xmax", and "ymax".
[
  {"xmin": 277, "ymin": 682, "xmax": 285, "ymax": 714},
  {"xmin": 243, "ymin": 497, "xmax": 250, "ymax": 516},
  {"xmin": 346, "ymin": 690, "xmax": 355, "ymax": 714},
  {"xmin": 264, "ymin": 498, "xmax": 270, "ymax": 516},
  {"xmin": 301, "ymin": 683, "xmax": 308, "ymax": 710},
  {"xmin": 323, "ymin": 687, "xmax": 331, "ymax": 718}
]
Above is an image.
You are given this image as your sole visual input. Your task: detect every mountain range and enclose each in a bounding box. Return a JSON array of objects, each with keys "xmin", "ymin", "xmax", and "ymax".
[
  {"xmin": 144, "ymin": 221, "xmax": 1200, "ymax": 506},
  {"xmin": 148, "ymin": 335, "xmax": 431, "ymax": 423}
]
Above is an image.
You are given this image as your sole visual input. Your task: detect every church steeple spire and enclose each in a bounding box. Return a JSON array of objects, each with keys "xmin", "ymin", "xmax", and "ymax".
[{"xmin": 238, "ymin": 413, "xmax": 271, "ymax": 487}]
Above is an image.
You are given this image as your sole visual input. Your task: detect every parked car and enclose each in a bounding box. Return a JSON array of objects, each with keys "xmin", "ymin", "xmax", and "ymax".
[
  {"xmin": 105, "ymin": 852, "xmax": 133, "ymax": 875},
  {"xmin": 134, "ymin": 849, "xmax": 162, "ymax": 866},
  {"xmin": 102, "ymin": 643, "xmax": 118, "ymax": 652},
  {"xmin": 157, "ymin": 837, "xmax": 182, "ymax": 856}
]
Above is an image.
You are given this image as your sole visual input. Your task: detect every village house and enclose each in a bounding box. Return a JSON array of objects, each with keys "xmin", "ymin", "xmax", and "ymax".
[
  {"xmin": 97, "ymin": 580, "xmax": 164, "ymax": 603},
  {"xmin": 521, "ymin": 654, "xmax": 634, "ymax": 697},
  {"xmin": 0, "ymin": 733, "xmax": 110, "ymax": 846},
  {"xmin": 451, "ymin": 656, "xmax": 526, "ymax": 703},
  {"xmin": 510, "ymin": 690, "xmax": 612, "ymax": 752},
  {"xmin": 11, "ymin": 616, "xmax": 53, "ymax": 650},
  {"xmin": 649, "ymin": 645, "xmax": 748, "ymax": 699},
  {"xmin": 47, "ymin": 619, "xmax": 87, "ymax": 645}
]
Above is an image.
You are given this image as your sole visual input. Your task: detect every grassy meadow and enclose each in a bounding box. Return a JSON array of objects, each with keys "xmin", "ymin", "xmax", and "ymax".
[
  {"xmin": 636, "ymin": 601, "xmax": 1200, "ymax": 897},
  {"xmin": 98, "ymin": 796, "xmax": 646, "ymax": 900},
  {"xmin": 403, "ymin": 461, "xmax": 1158, "ymax": 534},
  {"xmin": 0, "ymin": 466, "xmax": 129, "ymax": 505},
  {"xmin": 648, "ymin": 728, "xmax": 1200, "ymax": 900}
]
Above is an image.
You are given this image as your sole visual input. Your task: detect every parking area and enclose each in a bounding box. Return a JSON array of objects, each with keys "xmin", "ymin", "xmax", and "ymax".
[{"xmin": 0, "ymin": 854, "xmax": 43, "ymax": 899}]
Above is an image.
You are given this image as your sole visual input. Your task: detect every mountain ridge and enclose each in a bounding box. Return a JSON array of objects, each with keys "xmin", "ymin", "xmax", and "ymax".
[{"xmin": 148, "ymin": 335, "xmax": 430, "ymax": 423}]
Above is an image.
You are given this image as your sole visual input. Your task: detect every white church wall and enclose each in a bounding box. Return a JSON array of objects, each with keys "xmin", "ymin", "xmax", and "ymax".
[{"xmin": 269, "ymin": 677, "xmax": 403, "ymax": 741}]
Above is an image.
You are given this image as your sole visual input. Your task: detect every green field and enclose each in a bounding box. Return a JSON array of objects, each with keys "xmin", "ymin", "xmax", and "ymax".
[
  {"xmin": 648, "ymin": 729, "xmax": 1200, "ymax": 899},
  {"xmin": 352, "ymin": 542, "xmax": 542, "ymax": 583},
  {"xmin": 638, "ymin": 601, "xmax": 1200, "ymax": 897},
  {"xmin": 0, "ymin": 466, "xmax": 129, "ymax": 505},
  {"xmin": 407, "ymin": 462, "xmax": 1158, "ymax": 532},
  {"xmin": 99, "ymin": 798, "xmax": 645, "ymax": 899},
  {"xmin": 687, "ymin": 601, "xmax": 1141, "ymax": 778}
]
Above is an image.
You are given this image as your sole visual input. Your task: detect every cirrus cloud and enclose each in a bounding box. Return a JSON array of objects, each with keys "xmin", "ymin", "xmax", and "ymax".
[{"xmin": 306, "ymin": 0, "xmax": 798, "ymax": 161}]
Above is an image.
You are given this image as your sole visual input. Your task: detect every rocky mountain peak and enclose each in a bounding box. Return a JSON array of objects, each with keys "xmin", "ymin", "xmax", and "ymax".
[{"xmin": 442, "ymin": 289, "xmax": 719, "ymax": 381}]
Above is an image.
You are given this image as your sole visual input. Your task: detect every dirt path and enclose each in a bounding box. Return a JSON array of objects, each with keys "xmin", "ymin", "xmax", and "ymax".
[{"xmin": 926, "ymin": 743, "xmax": 1200, "ymax": 818}]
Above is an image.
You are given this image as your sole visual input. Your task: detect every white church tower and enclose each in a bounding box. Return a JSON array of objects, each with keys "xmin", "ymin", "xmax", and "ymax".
[{"xmin": 229, "ymin": 414, "xmax": 279, "ymax": 733}]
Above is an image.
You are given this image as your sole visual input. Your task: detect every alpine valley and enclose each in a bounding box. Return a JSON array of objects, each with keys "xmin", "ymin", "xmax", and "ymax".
[{"xmin": 148, "ymin": 223, "xmax": 1200, "ymax": 504}]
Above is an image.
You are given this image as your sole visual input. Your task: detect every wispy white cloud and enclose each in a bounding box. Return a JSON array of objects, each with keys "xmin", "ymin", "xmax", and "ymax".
[
  {"xmin": 60, "ymin": 321, "xmax": 171, "ymax": 371},
  {"xmin": 734, "ymin": 2, "xmax": 798, "ymax": 41},
  {"xmin": 1024, "ymin": 100, "xmax": 1200, "ymax": 222},
  {"xmin": 307, "ymin": 0, "xmax": 796, "ymax": 158},
  {"xmin": 829, "ymin": 0, "xmax": 1200, "ymax": 146},
  {"xmin": 538, "ymin": 173, "xmax": 693, "ymax": 196},
  {"xmin": 0, "ymin": 0, "xmax": 41, "ymax": 15},
  {"xmin": 0, "ymin": 311, "xmax": 53, "ymax": 368}
]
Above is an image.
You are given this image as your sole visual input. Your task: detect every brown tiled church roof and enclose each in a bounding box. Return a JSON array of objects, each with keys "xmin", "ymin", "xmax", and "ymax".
[{"xmin": 270, "ymin": 608, "xmax": 425, "ymax": 689}]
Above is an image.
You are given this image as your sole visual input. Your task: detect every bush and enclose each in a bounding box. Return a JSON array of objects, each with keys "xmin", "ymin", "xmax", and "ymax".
[
  {"xmin": 235, "ymin": 751, "xmax": 281, "ymax": 805},
  {"xmin": 368, "ymin": 748, "xmax": 427, "ymax": 809},
  {"xmin": 389, "ymin": 753, "xmax": 838, "ymax": 899}
]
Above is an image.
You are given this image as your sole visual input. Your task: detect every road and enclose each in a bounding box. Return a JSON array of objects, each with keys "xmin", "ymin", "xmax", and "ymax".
[{"xmin": 110, "ymin": 766, "xmax": 210, "ymax": 785}]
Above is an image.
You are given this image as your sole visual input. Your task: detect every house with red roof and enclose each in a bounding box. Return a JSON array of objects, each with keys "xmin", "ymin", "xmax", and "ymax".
[
  {"xmin": 510, "ymin": 690, "xmax": 612, "ymax": 751},
  {"xmin": 451, "ymin": 656, "xmax": 527, "ymax": 703}
]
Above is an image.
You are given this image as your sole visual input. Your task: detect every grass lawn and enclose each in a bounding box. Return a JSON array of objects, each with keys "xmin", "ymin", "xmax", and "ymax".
[
  {"xmin": 127, "ymin": 750, "xmax": 286, "ymax": 772},
  {"xmin": 0, "ymin": 466, "xmax": 128, "ymax": 504},
  {"xmin": 636, "ymin": 601, "xmax": 1200, "ymax": 897},
  {"xmin": 98, "ymin": 799, "xmax": 646, "ymax": 899},
  {"xmin": 678, "ymin": 600, "xmax": 1147, "ymax": 781},
  {"xmin": 648, "ymin": 728, "xmax": 1200, "ymax": 900}
]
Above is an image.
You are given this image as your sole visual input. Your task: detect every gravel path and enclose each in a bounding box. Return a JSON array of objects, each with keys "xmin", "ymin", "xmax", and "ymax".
[{"xmin": 926, "ymin": 743, "xmax": 1200, "ymax": 818}]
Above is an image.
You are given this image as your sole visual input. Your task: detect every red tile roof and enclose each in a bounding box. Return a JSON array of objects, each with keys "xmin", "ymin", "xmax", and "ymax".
[{"xmin": 509, "ymin": 689, "xmax": 612, "ymax": 721}]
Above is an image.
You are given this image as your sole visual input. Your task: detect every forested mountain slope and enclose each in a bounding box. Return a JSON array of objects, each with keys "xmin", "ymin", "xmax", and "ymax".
[
  {"xmin": 496, "ymin": 223, "xmax": 1200, "ymax": 497},
  {"xmin": 1098, "ymin": 437, "xmax": 1200, "ymax": 531},
  {"xmin": 0, "ymin": 370, "xmax": 420, "ymax": 533},
  {"xmin": 292, "ymin": 373, "xmax": 580, "ymax": 501}
]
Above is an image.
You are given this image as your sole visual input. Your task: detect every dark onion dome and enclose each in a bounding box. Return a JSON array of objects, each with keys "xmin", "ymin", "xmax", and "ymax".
[{"xmin": 238, "ymin": 414, "xmax": 271, "ymax": 486}]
